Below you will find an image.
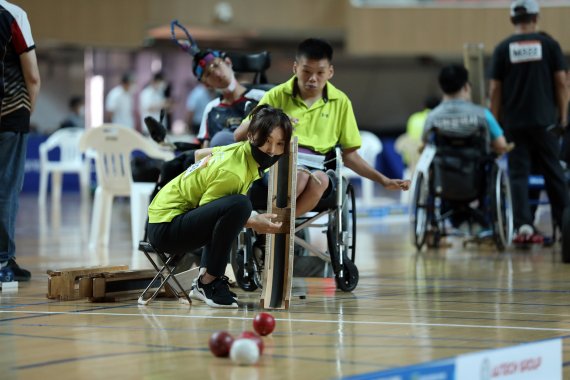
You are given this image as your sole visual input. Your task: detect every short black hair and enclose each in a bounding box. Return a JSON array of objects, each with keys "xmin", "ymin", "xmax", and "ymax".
[
  {"xmin": 120, "ymin": 73, "xmax": 133, "ymax": 85},
  {"xmin": 69, "ymin": 95, "xmax": 83, "ymax": 109},
  {"xmin": 511, "ymin": 11, "xmax": 538, "ymax": 25},
  {"xmin": 153, "ymin": 72, "xmax": 164, "ymax": 82},
  {"xmin": 424, "ymin": 95, "xmax": 441, "ymax": 109},
  {"xmin": 438, "ymin": 65, "xmax": 469, "ymax": 95},
  {"xmin": 296, "ymin": 38, "xmax": 333, "ymax": 62},
  {"xmin": 248, "ymin": 105, "xmax": 293, "ymax": 154}
]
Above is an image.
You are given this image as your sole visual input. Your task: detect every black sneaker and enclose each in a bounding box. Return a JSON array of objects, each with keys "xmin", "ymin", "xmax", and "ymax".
[
  {"xmin": 6, "ymin": 258, "xmax": 31, "ymax": 281},
  {"xmin": 222, "ymin": 275, "xmax": 239, "ymax": 299},
  {"xmin": 190, "ymin": 275, "xmax": 237, "ymax": 300},
  {"xmin": 190, "ymin": 276, "xmax": 238, "ymax": 308}
]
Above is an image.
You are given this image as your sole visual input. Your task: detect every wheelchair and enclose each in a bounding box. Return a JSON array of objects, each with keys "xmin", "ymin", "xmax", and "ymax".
[
  {"xmin": 410, "ymin": 126, "xmax": 514, "ymax": 251},
  {"xmin": 231, "ymin": 146, "xmax": 360, "ymax": 292}
]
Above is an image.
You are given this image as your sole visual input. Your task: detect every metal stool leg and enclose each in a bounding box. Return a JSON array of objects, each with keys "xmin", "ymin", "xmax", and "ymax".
[{"xmin": 138, "ymin": 242, "xmax": 193, "ymax": 306}]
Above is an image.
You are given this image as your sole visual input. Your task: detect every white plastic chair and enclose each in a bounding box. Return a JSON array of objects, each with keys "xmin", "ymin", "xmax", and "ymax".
[
  {"xmin": 38, "ymin": 127, "xmax": 90, "ymax": 205},
  {"xmin": 342, "ymin": 130, "xmax": 383, "ymax": 205},
  {"xmin": 79, "ymin": 124, "xmax": 174, "ymax": 251}
]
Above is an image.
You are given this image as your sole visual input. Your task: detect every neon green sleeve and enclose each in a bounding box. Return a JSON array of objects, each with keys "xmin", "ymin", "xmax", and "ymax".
[{"xmin": 338, "ymin": 98, "xmax": 361, "ymax": 150}]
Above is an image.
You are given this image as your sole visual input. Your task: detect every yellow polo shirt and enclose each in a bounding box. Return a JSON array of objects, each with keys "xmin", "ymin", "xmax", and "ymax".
[
  {"xmin": 148, "ymin": 142, "xmax": 260, "ymax": 223},
  {"xmin": 256, "ymin": 76, "xmax": 361, "ymax": 154}
]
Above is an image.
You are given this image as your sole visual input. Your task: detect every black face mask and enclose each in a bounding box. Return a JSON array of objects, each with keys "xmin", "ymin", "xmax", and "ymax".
[{"xmin": 250, "ymin": 143, "xmax": 281, "ymax": 173}]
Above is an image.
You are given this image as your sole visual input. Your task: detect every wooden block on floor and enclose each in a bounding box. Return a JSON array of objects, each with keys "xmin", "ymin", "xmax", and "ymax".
[
  {"xmin": 85, "ymin": 269, "xmax": 168, "ymax": 302},
  {"xmin": 46, "ymin": 265, "xmax": 129, "ymax": 300}
]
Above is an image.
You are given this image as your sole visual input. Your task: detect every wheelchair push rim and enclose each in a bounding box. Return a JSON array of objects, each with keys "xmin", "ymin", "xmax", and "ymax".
[
  {"xmin": 327, "ymin": 181, "xmax": 358, "ymax": 292},
  {"xmin": 411, "ymin": 172, "xmax": 430, "ymax": 250},
  {"xmin": 490, "ymin": 164, "xmax": 513, "ymax": 251},
  {"xmin": 231, "ymin": 228, "xmax": 260, "ymax": 292}
]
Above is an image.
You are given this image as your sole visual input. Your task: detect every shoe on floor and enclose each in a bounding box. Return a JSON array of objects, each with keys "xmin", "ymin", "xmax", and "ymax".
[
  {"xmin": 190, "ymin": 271, "xmax": 237, "ymax": 300},
  {"xmin": 5, "ymin": 258, "xmax": 31, "ymax": 281},
  {"xmin": 190, "ymin": 276, "xmax": 238, "ymax": 308}
]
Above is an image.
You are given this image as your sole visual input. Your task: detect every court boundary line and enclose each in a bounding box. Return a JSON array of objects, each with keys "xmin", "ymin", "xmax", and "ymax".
[{"xmin": 2, "ymin": 309, "xmax": 570, "ymax": 333}]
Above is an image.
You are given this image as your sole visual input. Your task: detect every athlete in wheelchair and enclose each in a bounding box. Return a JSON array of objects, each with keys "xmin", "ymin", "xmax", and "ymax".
[
  {"xmin": 145, "ymin": 47, "xmax": 273, "ymax": 202},
  {"xmin": 232, "ymin": 38, "xmax": 410, "ymax": 292},
  {"xmin": 411, "ymin": 65, "xmax": 514, "ymax": 251},
  {"xmin": 231, "ymin": 146, "xmax": 361, "ymax": 292}
]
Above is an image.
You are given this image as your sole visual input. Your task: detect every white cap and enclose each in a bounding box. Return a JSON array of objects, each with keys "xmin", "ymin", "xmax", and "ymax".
[{"xmin": 510, "ymin": 0, "xmax": 540, "ymax": 17}]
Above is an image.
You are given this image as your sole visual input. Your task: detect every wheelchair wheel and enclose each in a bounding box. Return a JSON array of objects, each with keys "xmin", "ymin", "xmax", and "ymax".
[
  {"xmin": 335, "ymin": 254, "xmax": 359, "ymax": 292},
  {"xmin": 562, "ymin": 207, "xmax": 570, "ymax": 263},
  {"xmin": 490, "ymin": 164, "xmax": 513, "ymax": 251},
  {"xmin": 327, "ymin": 182, "xmax": 358, "ymax": 291},
  {"xmin": 231, "ymin": 229, "xmax": 258, "ymax": 292},
  {"xmin": 411, "ymin": 172, "xmax": 430, "ymax": 250}
]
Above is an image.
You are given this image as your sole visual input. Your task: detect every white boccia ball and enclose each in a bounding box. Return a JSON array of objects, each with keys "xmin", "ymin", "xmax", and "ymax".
[{"xmin": 230, "ymin": 338, "xmax": 260, "ymax": 365}]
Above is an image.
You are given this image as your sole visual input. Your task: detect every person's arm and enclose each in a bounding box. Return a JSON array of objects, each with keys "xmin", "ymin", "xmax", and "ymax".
[
  {"xmin": 195, "ymin": 148, "xmax": 213, "ymax": 161},
  {"xmin": 491, "ymin": 136, "xmax": 510, "ymax": 155},
  {"xmin": 234, "ymin": 119, "xmax": 250, "ymax": 141},
  {"xmin": 342, "ymin": 149, "xmax": 410, "ymax": 190},
  {"xmin": 489, "ymin": 79, "xmax": 502, "ymax": 121},
  {"xmin": 245, "ymin": 211, "xmax": 283, "ymax": 234},
  {"xmin": 554, "ymin": 70, "xmax": 568, "ymax": 127},
  {"xmin": 20, "ymin": 49, "xmax": 40, "ymax": 112},
  {"xmin": 235, "ymin": 88, "xmax": 274, "ymax": 142},
  {"xmin": 484, "ymin": 108, "xmax": 509, "ymax": 154},
  {"xmin": 201, "ymin": 169, "xmax": 283, "ymax": 233}
]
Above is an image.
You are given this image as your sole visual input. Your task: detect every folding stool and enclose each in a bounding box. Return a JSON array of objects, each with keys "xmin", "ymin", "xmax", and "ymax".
[{"xmin": 138, "ymin": 241, "xmax": 192, "ymax": 305}]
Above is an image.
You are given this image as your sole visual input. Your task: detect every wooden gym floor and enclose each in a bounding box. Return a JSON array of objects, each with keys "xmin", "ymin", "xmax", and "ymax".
[{"xmin": 1, "ymin": 193, "xmax": 569, "ymax": 380}]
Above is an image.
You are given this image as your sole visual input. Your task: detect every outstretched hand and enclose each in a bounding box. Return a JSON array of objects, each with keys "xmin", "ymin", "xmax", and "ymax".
[
  {"xmin": 383, "ymin": 178, "xmax": 411, "ymax": 191},
  {"xmin": 247, "ymin": 213, "xmax": 283, "ymax": 234}
]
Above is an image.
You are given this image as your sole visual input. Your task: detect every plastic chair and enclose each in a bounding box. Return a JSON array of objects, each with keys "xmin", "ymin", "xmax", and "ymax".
[
  {"xmin": 341, "ymin": 130, "xmax": 383, "ymax": 205},
  {"xmin": 38, "ymin": 127, "xmax": 90, "ymax": 205},
  {"xmin": 79, "ymin": 124, "xmax": 174, "ymax": 250}
]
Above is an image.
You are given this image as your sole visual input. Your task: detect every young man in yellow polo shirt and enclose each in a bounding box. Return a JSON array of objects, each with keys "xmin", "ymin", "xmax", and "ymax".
[{"xmin": 235, "ymin": 38, "xmax": 410, "ymax": 215}]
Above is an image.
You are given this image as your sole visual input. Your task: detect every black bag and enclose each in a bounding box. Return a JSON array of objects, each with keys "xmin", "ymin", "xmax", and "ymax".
[{"xmin": 131, "ymin": 157, "xmax": 162, "ymax": 182}]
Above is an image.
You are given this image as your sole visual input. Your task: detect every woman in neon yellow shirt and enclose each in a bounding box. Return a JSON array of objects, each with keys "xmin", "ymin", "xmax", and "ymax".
[{"xmin": 147, "ymin": 105, "xmax": 293, "ymax": 308}]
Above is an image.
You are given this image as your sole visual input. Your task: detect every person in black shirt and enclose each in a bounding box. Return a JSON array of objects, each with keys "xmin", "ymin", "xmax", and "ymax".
[{"xmin": 489, "ymin": 0, "xmax": 569, "ymax": 245}]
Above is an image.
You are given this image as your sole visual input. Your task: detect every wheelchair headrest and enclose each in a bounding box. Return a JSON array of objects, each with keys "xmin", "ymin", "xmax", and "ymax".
[
  {"xmin": 225, "ymin": 51, "xmax": 271, "ymax": 84},
  {"xmin": 431, "ymin": 125, "xmax": 490, "ymax": 152},
  {"xmin": 247, "ymin": 83, "xmax": 275, "ymax": 91}
]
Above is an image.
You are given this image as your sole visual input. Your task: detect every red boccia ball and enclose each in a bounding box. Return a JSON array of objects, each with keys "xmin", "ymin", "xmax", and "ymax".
[
  {"xmin": 253, "ymin": 312, "xmax": 276, "ymax": 336},
  {"xmin": 238, "ymin": 330, "xmax": 264, "ymax": 355},
  {"xmin": 209, "ymin": 330, "xmax": 234, "ymax": 357}
]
